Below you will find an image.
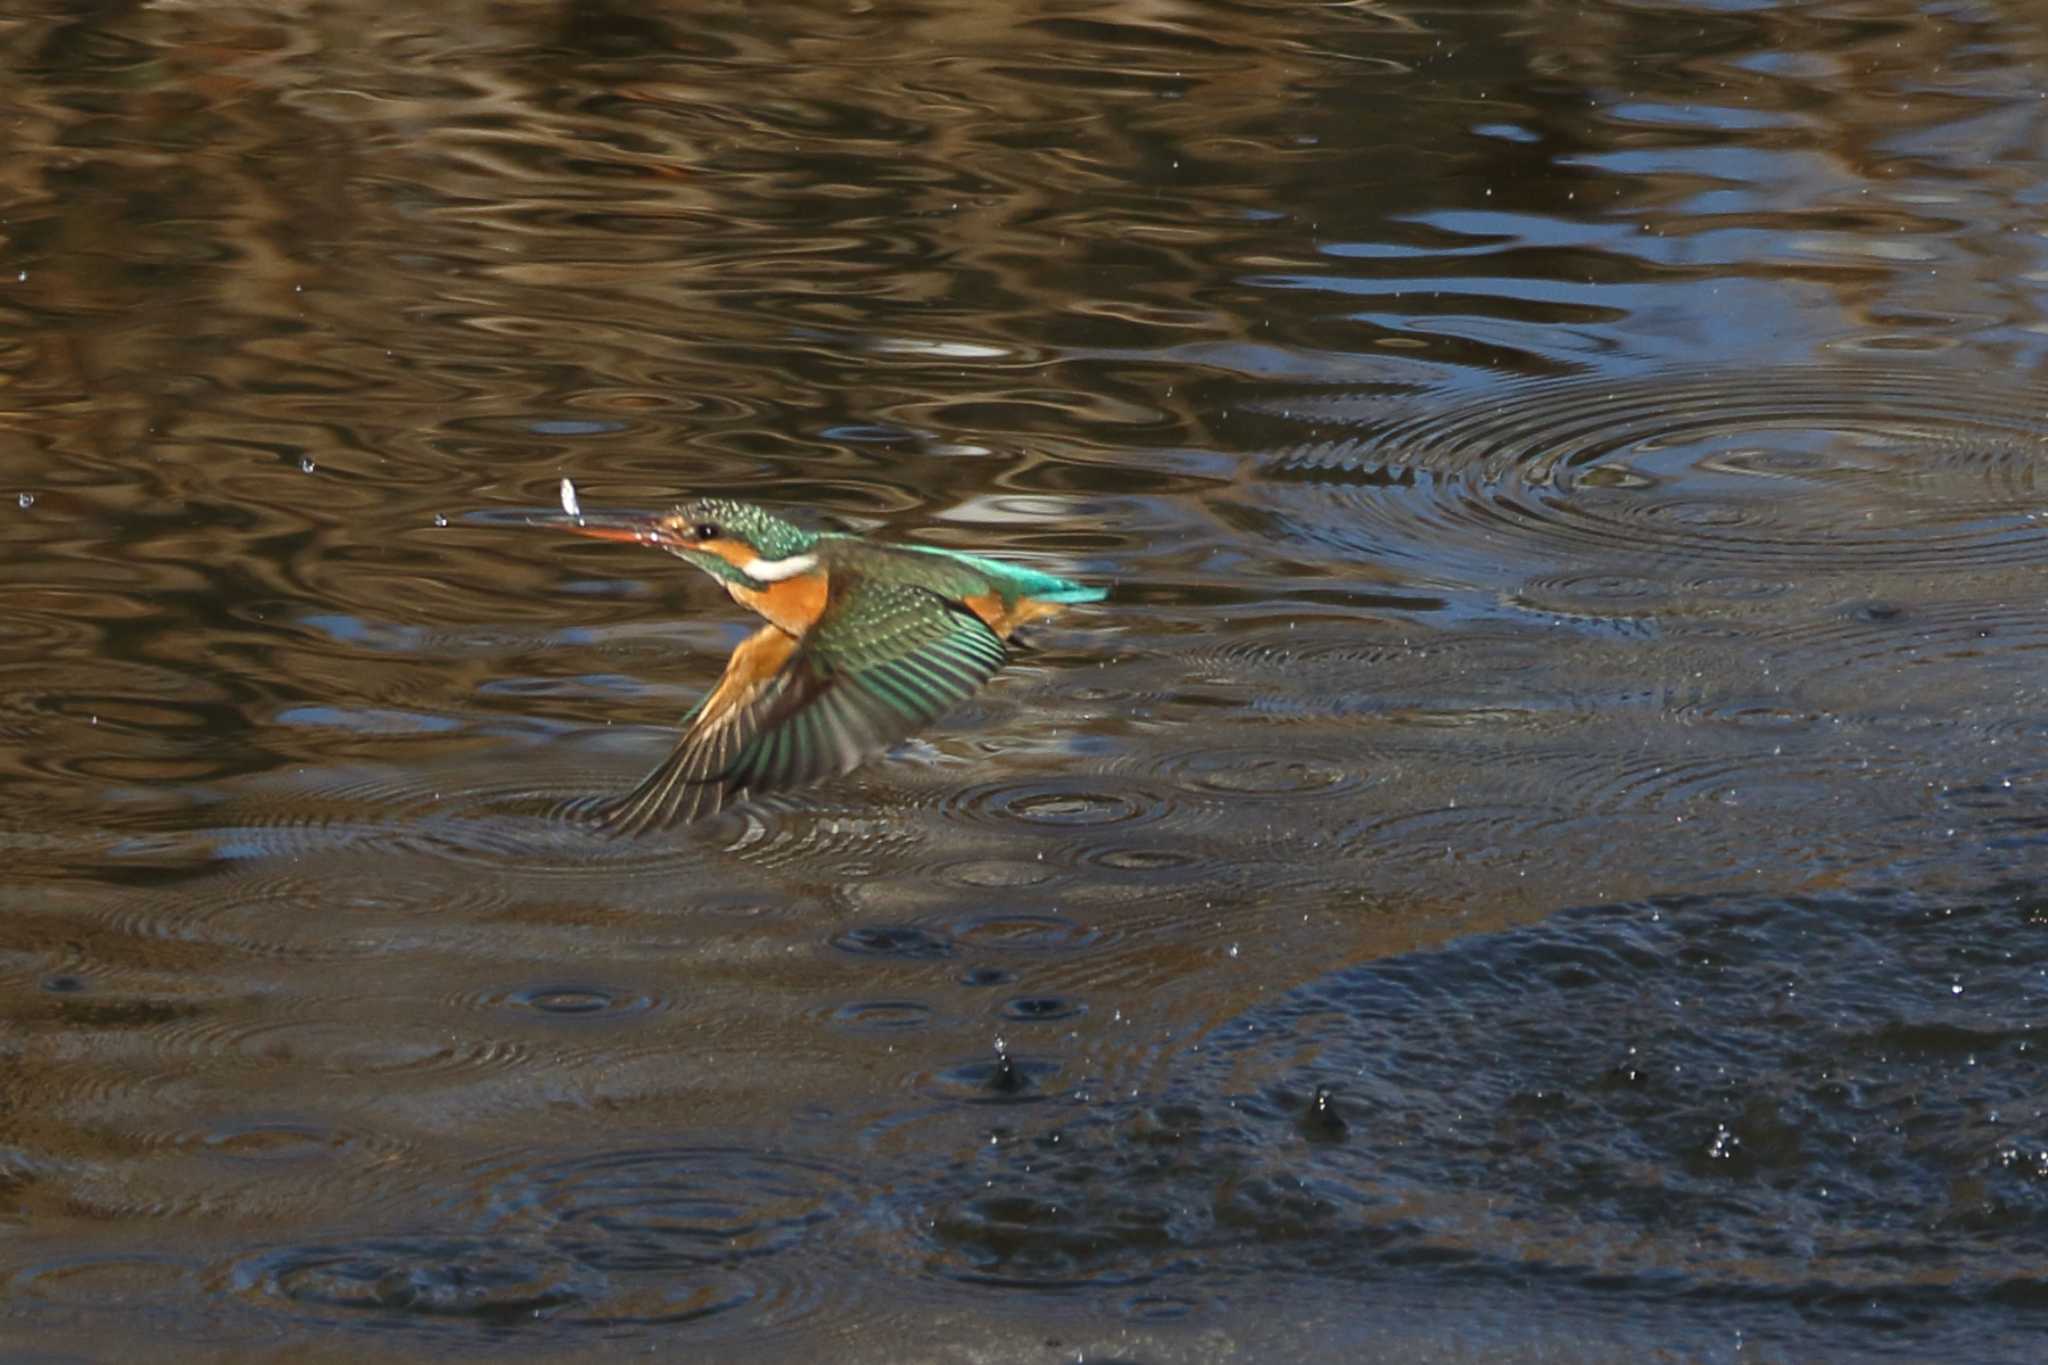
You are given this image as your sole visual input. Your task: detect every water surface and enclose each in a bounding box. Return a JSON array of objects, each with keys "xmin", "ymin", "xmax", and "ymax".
[{"xmin": 4, "ymin": 0, "xmax": 2048, "ymax": 1359}]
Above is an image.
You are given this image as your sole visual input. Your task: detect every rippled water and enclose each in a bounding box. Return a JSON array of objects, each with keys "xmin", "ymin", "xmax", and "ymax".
[{"xmin": 5, "ymin": 0, "xmax": 2048, "ymax": 1359}]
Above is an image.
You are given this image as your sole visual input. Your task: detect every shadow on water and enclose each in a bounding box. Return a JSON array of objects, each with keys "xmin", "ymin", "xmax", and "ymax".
[
  {"xmin": 5, "ymin": 0, "xmax": 2048, "ymax": 1358},
  {"xmin": 891, "ymin": 878, "xmax": 2048, "ymax": 1353}
]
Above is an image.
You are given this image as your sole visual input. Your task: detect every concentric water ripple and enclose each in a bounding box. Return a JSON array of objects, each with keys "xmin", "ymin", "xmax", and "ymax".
[
  {"xmin": 217, "ymin": 1236, "xmax": 603, "ymax": 1329},
  {"xmin": 97, "ymin": 863, "xmax": 517, "ymax": 963},
  {"xmin": 157, "ymin": 1008, "xmax": 533, "ymax": 1083},
  {"xmin": 1243, "ymin": 365, "xmax": 2048, "ymax": 586},
  {"xmin": 34, "ymin": 1080, "xmax": 439, "ymax": 1225},
  {"xmin": 10, "ymin": 1253, "xmax": 202, "ymax": 1307},
  {"xmin": 934, "ymin": 910, "xmax": 1110, "ymax": 963},
  {"xmin": 1151, "ymin": 744, "xmax": 1361, "ymax": 801},
  {"xmin": 431, "ymin": 1145, "xmax": 872, "ymax": 1338},
  {"xmin": 49, "ymin": 1109, "xmax": 431, "ymax": 1227},
  {"xmin": 1755, "ymin": 595, "xmax": 2048, "ymax": 694},
  {"xmin": 1328, "ymin": 732, "xmax": 1947, "ymax": 892},
  {"xmin": 824, "ymin": 999, "xmax": 936, "ymax": 1033},
  {"xmin": 208, "ymin": 754, "xmax": 716, "ymax": 881},
  {"xmin": 1178, "ymin": 620, "xmax": 1563, "ymax": 724},
  {"xmin": 469, "ymin": 1146, "xmax": 855, "ymax": 1260},
  {"xmin": 209, "ymin": 742, "xmax": 940, "ymax": 887},
  {"xmin": 193, "ymin": 1117, "xmax": 395, "ymax": 1167},
  {"xmin": 910, "ymin": 1048, "xmax": 1070, "ymax": 1107},
  {"xmin": 937, "ymin": 775, "xmax": 1174, "ymax": 834},
  {"xmin": 447, "ymin": 980, "xmax": 671, "ymax": 1032}
]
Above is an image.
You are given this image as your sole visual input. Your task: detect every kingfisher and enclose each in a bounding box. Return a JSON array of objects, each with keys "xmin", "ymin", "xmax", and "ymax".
[{"xmin": 541, "ymin": 481, "xmax": 1106, "ymax": 833}]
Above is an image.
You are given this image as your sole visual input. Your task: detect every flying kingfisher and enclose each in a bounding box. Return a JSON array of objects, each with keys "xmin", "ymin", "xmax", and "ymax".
[{"xmin": 541, "ymin": 481, "xmax": 1107, "ymax": 833}]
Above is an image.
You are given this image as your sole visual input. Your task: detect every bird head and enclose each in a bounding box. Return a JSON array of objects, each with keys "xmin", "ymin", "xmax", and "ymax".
[{"xmin": 550, "ymin": 496, "xmax": 820, "ymax": 589}]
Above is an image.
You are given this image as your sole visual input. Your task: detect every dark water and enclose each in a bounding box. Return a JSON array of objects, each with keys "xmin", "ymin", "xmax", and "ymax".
[{"xmin": 4, "ymin": 0, "xmax": 2048, "ymax": 1359}]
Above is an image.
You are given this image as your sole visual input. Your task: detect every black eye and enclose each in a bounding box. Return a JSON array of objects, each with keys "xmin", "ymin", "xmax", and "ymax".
[{"xmin": 692, "ymin": 522, "xmax": 720, "ymax": 541}]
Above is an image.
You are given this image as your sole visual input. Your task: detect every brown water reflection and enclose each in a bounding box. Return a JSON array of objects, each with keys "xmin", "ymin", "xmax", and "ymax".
[{"xmin": 6, "ymin": 0, "xmax": 2048, "ymax": 1358}]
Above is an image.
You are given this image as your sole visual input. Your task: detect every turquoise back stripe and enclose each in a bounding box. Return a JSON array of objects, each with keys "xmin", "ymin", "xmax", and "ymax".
[{"xmin": 900, "ymin": 544, "xmax": 1108, "ymax": 602}]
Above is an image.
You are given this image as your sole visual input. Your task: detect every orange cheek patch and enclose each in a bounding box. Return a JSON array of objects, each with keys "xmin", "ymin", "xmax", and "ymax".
[{"xmin": 694, "ymin": 537, "xmax": 758, "ymax": 570}]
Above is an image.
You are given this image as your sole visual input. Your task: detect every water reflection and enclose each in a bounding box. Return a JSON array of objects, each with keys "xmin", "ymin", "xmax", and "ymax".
[{"xmin": 5, "ymin": 0, "xmax": 2048, "ymax": 1357}]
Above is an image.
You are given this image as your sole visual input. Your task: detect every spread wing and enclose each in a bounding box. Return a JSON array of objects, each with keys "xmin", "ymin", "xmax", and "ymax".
[{"xmin": 590, "ymin": 579, "xmax": 1009, "ymax": 834}]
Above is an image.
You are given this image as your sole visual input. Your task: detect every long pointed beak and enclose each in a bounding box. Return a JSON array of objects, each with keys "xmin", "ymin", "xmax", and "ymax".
[{"xmin": 527, "ymin": 509, "xmax": 673, "ymax": 547}]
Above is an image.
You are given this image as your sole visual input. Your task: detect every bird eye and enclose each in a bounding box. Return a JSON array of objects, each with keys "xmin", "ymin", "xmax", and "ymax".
[{"xmin": 692, "ymin": 522, "xmax": 720, "ymax": 541}]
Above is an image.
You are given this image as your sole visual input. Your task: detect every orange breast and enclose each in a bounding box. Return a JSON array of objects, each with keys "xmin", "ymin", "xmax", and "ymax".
[{"xmin": 729, "ymin": 570, "xmax": 831, "ymax": 634}]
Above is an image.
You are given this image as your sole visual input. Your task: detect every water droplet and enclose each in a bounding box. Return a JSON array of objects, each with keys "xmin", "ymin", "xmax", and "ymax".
[
  {"xmin": 299, "ymin": 457, "xmax": 316, "ymax": 474},
  {"xmin": 432, "ymin": 514, "xmax": 448, "ymax": 528},
  {"xmin": 16, "ymin": 491, "xmax": 31, "ymax": 509},
  {"xmin": 984, "ymin": 1045, "xmax": 1026, "ymax": 1095}
]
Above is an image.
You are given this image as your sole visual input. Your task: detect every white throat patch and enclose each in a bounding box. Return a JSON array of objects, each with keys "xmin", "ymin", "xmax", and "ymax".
[{"xmin": 742, "ymin": 552, "xmax": 819, "ymax": 582}]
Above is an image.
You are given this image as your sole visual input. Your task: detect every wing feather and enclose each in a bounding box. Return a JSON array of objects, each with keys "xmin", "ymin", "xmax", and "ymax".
[{"xmin": 591, "ymin": 580, "xmax": 1009, "ymax": 833}]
